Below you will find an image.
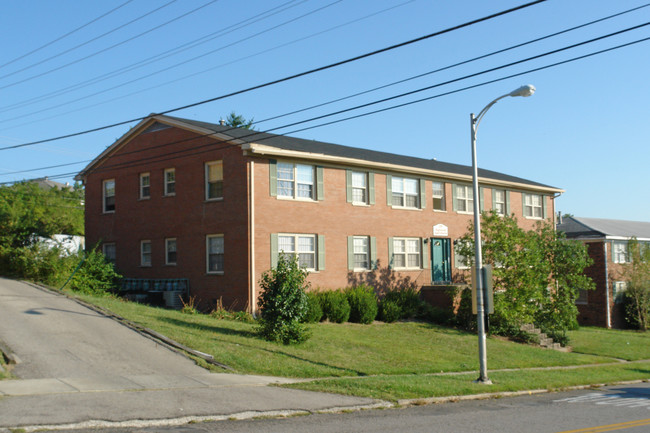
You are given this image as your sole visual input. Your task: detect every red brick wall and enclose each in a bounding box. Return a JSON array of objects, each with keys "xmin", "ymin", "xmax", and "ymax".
[{"xmin": 85, "ymin": 126, "xmax": 250, "ymax": 310}]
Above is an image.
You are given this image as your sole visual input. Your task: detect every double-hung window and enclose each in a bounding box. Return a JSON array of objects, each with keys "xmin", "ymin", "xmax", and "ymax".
[
  {"xmin": 278, "ymin": 234, "xmax": 316, "ymax": 269},
  {"xmin": 278, "ymin": 162, "xmax": 315, "ymax": 199},
  {"xmin": 103, "ymin": 179, "xmax": 115, "ymax": 213},
  {"xmin": 353, "ymin": 236, "xmax": 369, "ymax": 269},
  {"xmin": 205, "ymin": 161, "xmax": 223, "ymax": 200},
  {"xmin": 139, "ymin": 173, "xmax": 150, "ymax": 199},
  {"xmin": 454, "ymin": 240, "xmax": 471, "ymax": 269},
  {"xmin": 140, "ymin": 240, "xmax": 151, "ymax": 267},
  {"xmin": 391, "ymin": 177, "xmax": 419, "ymax": 208},
  {"xmin": 391, "ymin": 238, "xmax": 421, "ymax": 269},
  {"xmin": 165, "ymin": 238, "xmax": 177, "ymax": 265},
  {"xmin": 102, "ymin": 243, "xmax": 116, "ymax": 264},
  {"xmin": 613, "ymin": 281, "xmax": 628, "ymax": 303},
  {"xmin": 523, "ymin": 193, "xmax": 543, "ymax": 218},
  {"xmin": 612, "ymin": 241, "xmax": 629, "ymax": 263},
  {"xmin": 351, "ymin": 171, "xmax": 367, "ymax": 204},
  {"xmin": 432, "ymin": 181, "xmax": 446, "ymax": 211},
  {"xmin": 493, "ymin": 189, "xmax": 506, "ymax": 215},
  {"xmin": 454, "ymin": 184, "xmax": 473, "ymax": 213},
  {"xmin": 164, "ymin": 168, "xmax": 175, "ymax": 196},
  {"xmin": 206, "ymin": 235, "xmax": 224, "ymax": 273}
]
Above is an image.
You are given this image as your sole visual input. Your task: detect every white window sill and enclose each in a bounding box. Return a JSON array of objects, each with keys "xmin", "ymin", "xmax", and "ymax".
[
  {"xmin": 524, "ymin": 216, "xmax": 543, "ymax": 220},
  {"xmin": 163, "ymin": 193, "xmax": 176, "ymax": 198},
  {"xmin": 207, "ymin": 271, "xmax": 225, "ymax": 275},
  {"xmin": 393, "ymin": 267, "xmax": 422, "ymax": 271},
  {"xmin": 391, "ymin": 206, "xmax": 421, "ymax": 211},
  {"xmin": 277, "ymin": 196, "xmax": 318, "ymax": 202},
  {"xmin": 103, "ymin": 210, "xmax": 115, "ymax": 214},
  {"xmin": 455, "ymin": 210, "xmax": 473, "ymax": 215},
  {"xmin": 205, "ymin": 197, "xmax": 224, "ymax": 202},
  {"xmin": 433, "ymin": 209, "xmax": 447, "ymax": 213},
  {"xmin": 352, "ymin": 268, "xmax": 372, "ymax": 273},
  {"xmin": 352, "ymin": 202, "xmax": 370, "ymax": 207}
]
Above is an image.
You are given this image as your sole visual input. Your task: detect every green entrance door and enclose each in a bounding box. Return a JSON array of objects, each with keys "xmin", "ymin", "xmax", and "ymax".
[{"xmin": 431, "ymin": 238, "xmax": 451, "ymax": 283}]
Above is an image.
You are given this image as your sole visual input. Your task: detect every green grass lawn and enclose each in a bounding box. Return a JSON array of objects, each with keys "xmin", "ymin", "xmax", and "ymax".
[{"xmin": 69, "ymin": 293, "xmax": 650, "ymax": 400}]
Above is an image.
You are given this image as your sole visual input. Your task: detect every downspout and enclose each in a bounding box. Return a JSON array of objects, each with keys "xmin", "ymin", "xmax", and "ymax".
[
  {"xmin": 603, "ymin": 241, "xmax": 611, "ymax": 328},
  {"xmin": 249, "ymin": 160, "xmax": 256, "ymax": 316}
]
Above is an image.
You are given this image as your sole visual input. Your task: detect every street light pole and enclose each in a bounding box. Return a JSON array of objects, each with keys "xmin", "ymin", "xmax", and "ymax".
[{"xmin": 470, "ymin": 84, "xmax": 535, "ymax": 384}]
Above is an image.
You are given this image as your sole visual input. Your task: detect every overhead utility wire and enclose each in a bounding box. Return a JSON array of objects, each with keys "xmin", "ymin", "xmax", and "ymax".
[
  {"xmin": 6, "ymin": 20, "xmax": 648, "ymax": 178},
  {"xmin": 0, "ymin": 0, "xmax": 545, "ymax": 151},
  {"xmin": 257, "ymin": 2, "xmax": 650, "ymax": 125},
  {"xmin": 0, "ymin": 0, "xmax": 134, "ymax": 70},
  {"xmin": 0, "ymin": 0, "xmax": 345, "ymax": 125},
  {"xmin": 0, "ymin": 0, "xmax": 307, "ymax": 114},
  {"xmin": 0, "ymin": 0, "xmax": 179, "ymax": 82},
  {"xmin": 0, "ymin": 0, "xmax": 412, "ymax": 128},
  {"xmin": 86, "ymin": 31, "xmax": 650, "ymax": 175},
  {"xmin": 0, "ymin": 0, "xmax": 221, "ymax": 90}
]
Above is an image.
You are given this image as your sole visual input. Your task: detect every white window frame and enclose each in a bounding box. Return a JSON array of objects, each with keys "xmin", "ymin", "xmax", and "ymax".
[
  {"xmin": 165, "ymin": 238, "xmax": 177, "ymax": 265},
  {"xmin": 102, "ymin": 243, "xmax": 116, "ymax": 264},
  {"xmin": 351, "ymin": 171, "xmax": 368, "ymax": 205},
  {"xmin": 493, "ymin": 189, "xmax": 506, "ymax": 215},
  {"xmin": 454, "ymin": 184, "xmax": 474, "ymax": 214},
  {"xmin": 454, "ymin": 240, "xmax": 471, "ymax": 270},
  {"xmin": 613, "ymin": 281, "xmax": 628, "ymax": 304},
  {"xmin": 277, "ymin": 162, "xmax": 316, "ymax": 200},
  {"xmin": 391, "ymin": 177, "xmax": 419, "ymax": 209},
  {"xmin": 432, "ymin": 181, "xmax": 446, "ymax": 211},
  {"xmin": 612, "ymin": 241, "xmax": 629, "ymax": 264},
  {"xmin": 278, "ymin": 233, "xmax": 317, "ymax": 270},
  {"xmin": 140, "ymin": 240, "xmax": 151, "ymax": 267},
  {"xmin": 164, "ymin": 168, "xmax": 176, "ymax": 196},
  {"xmin": 139, "ymin": 173, "xmax": 150, "ymax": 199},
  {"xmin": 353, "ymin": 236, "xmax": 370, "ymax": 270},
  {"xmin": 523, "ymin": 193, "xmax": 543, "ymax": 219},
  {"xmin": 392, "ymin": 237, "xmax": 421, "ymax": 270},
  {"xmin": 103, "ymin": 179, "xmax": 115, "ymax": 213},
  {"xmin": 206, "ymin": 234, "xmax": 224, "ymax": 274},
  {"xmin": 205, "ymin": 161, "xmax": 223, "ymax": 201}
]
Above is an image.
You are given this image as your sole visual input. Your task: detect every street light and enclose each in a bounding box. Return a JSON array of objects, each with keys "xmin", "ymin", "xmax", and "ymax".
[{"xmin": 470, "ymin": 84, "xmax": 535, "ymax": 384}]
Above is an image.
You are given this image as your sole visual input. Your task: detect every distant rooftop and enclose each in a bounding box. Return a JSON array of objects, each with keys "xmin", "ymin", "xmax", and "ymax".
[
  {"xmin": 31, "ymin": 177, "xmax": 70, "ymax": 191},
  {"xmin": 558, "ymin": 216, "xmax": 650, "ymax": 240}
]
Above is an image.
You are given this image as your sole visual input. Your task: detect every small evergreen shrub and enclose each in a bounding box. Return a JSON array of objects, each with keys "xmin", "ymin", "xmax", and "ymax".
[
  {"xmin": 379, "ymin": 299, "xmax": 401, "ymax": 323},
  {"xmin": 302, "ymin": 291, "xmax": 324, "ymax": 323},
  {"xmin": 319, "ymin": 290, "xmax": 350, "ymax": 323},
  {"xmin": 382, "ymin": 287, "xmax": 421, "ymax": 319},
  {"xmin": 68, "ymin": 250, "xmax": 121, "ymax": 295},
  {"xmin": 257, "ymin": 256, "xmax": 310, "ymax": 344},
  {"xmin": 417, "ymin": 303, "xmax": 454, "ymax": 325},
  {"xmin": 346, "ymin": 285, "xmax": 378, "ymax": 324}
]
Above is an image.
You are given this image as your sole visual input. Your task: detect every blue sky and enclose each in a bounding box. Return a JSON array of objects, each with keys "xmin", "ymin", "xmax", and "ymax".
[{"xmin": 0, "ymin": 0, "xmax": 648, "ymax": 221}]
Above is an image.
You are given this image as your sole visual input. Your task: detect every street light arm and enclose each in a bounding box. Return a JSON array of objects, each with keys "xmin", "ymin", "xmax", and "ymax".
[{"xmin": 473, "ymin": 85, "xmax": 535, "ymax": 132}]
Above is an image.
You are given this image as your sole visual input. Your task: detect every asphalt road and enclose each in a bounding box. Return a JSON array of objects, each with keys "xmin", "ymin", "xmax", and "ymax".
[{"xmin": 51, "ymin": 383, "xmax": 650, "ymax": 433}]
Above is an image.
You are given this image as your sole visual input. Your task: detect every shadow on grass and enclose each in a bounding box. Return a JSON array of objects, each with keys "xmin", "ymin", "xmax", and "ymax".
[{"xmin": 158, "ymin": 316, "xmax": 367, "ymax": 376}]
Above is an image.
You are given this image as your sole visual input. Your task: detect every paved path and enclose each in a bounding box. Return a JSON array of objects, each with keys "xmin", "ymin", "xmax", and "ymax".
[{"xmin": 0, "ymin": 278, "xmax": 377, "ymax": 430}]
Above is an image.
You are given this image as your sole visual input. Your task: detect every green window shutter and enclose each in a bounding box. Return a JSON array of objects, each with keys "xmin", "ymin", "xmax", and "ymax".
[
  {"xmin": 521, "ymin": 192, "xmax": 526, "ymax": 216},
  {"xmin": 542, "ymin": 195, "xmax": 547, "ymax": 219},
  {"xmin": 368, "ymin": 172, "xmax": 375, "ymax": 205},
  {"xmin": 479, "ymin": 187, "xmax": 485, "ymax": 212},
  {"xmin": 370, "ymin": 237, "xmax": 377, "ymax": 269},
  {"xmin": 345, "ymin": 170, "xmax": 353, "ymax": 203},
  {"xmin": 422, "ymin": 238, "xmax": 429, "ymax": 269},
  {"xmin": 452, "ymin": 184, "xmax": 458, "ymax": 212},
  {"xmin": 318, "ymin": 235, "xmax": 325, "ymax": 271},
  {"xmin": 491, "ymin": 188, "xmax": 497, "ymax": 210},
  {"xmin": 419, "ymin": 179, "xmax": 426, "ymax": 209},
  {"xmin": 387, "ymin": 237, "xmax": 394, "ymax": 269},
  {"xmin": 269, "ymin": 159, "xmax": 277, "ymax": 197},
  {"xmin": 316, "ymin": 166, "xmax": 324, "ymax": 201},
  {"xmin": 270, "ymin": 233, "xmax": 278, "ymax": 268},
  {"xmin": 386, "ymin": 175, "xmax": 392, "ymax": 206},
  {"xmin": 347, "ymin": 236, "xmax": 354, "ymax": 270},
  {"xmin": 505, "ymin": 191, "xmax": 511, "ymax": 215}
]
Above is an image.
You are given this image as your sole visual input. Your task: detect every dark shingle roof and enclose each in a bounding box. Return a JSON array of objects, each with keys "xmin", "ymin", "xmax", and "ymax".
[
  {"xmin": 558, "ymin": 216, "xmax": 650, "ymax": 240},
  {"xmin": 166, "ymin": 115, "xmax": 557, "ymax": 190}
]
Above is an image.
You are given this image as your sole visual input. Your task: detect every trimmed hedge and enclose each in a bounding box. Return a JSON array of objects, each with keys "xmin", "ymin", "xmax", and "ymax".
[
  {"xmin": 319, "ymin": 290, "xmax": 350, "ymax": 323},
  {"xmin": 346, "ymin": 285, "xmax": 378, "ymax": 324}
]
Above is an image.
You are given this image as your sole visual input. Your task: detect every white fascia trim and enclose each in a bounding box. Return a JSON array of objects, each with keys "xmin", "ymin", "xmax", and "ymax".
[
  {"xmin": 605, "ymin": 236, "xmax": 650, "ymax": 242},
  {"xmin": 242, "ymin": 143, "xmax": 564, "ymax": 194},
  {"xmin": 152, "ymin": 115, "xmax": 247, "ymax": 145}
]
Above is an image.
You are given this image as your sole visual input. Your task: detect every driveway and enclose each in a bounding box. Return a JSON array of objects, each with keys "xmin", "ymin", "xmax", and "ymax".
[{"xmin": 0, "ymin": 278, "xmax": 377, "ymax": 429}]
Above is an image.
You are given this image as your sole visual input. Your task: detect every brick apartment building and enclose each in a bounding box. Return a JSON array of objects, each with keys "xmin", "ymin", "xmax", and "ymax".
[
  {"xmin": 76, "ymin": 114, "xmax": 562, "ymax": 312},
  {"xmin": 557, "ymin": 216, "xmax": 650, "ymax": 328}
]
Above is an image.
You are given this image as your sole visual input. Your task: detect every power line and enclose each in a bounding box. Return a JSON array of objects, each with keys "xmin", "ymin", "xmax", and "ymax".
[
  {"xmin": 0, "ymin": 0, "xmax": 308, "ymax": 114},
  {"xmin": 0, "ymin": 0, "xmax": 546, "ymax": 152},
  {"xmin": 0, "ymin": 0, "xmax": 134, "ymax": 70},
  {"xmin": 6, "ymin": 24, "xmax": 650, "ymax": 179},
  {"xmin": 0, "ymin": 0, "xmax": 178, "ymax": 82},
  {"xmin": 0, "ymin": 0, "xmax": 220, "ymax": 91}
]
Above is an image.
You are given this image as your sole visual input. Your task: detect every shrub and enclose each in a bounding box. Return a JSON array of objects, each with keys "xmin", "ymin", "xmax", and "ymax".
[
  {"xmin": 180, "ymin": 296, "xmax": 199, "ymax": 315},
  {"xmin": 257, "ymin": 255, "xmax": 310, "ymax": 344},
  {"xmin": 319, "ymin": 290, "xmax": 350, "ymax": 323},
  {"xmin": 417, "ymin": 303, "xmax": 454, "ymax": 325},
  {"xmin": 68, "ymin": 250, "xmax": 121, "ymax": 295},
  {"xmin": 382, "ymin": 287, "xmax": 421, "ymax": 320},
  {"xmin": 379, "ymin": 299, "xmax": 401, "ymax": 323},
  {"xmin": 302, "ymin": 291, "xmax": 324, "ymax": 323},
  {"xmin": 346, "ymin": 285, "xmax": 378, "ymax": 324}
]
